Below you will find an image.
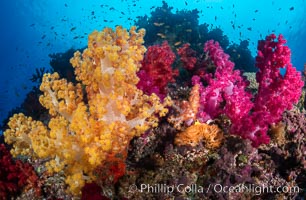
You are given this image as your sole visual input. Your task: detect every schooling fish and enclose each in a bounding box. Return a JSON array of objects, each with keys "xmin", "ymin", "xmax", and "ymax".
[
  {"xmin": 289, "ymin": 6, "xmax": 294, "ymax": 11},
  {"xmin": 153, "ymin": 22, "xmax": 165, "ymax": 26},
  {"xmin": 70, "ymin": 27, "xmax": 76, "ymax": 31}
]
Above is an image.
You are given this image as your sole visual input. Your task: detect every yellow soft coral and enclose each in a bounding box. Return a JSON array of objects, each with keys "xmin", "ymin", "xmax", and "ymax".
[
  {"xmin": 175, "ymin": 122, "xmax": 223, "ymax": 149},
  {"xmin": 4, "ymin": 26, "xmax": 171, "ymax": 196},
  {"xmin": 39, "ymin": 72, "xmax": 83, "ymax": 120}
]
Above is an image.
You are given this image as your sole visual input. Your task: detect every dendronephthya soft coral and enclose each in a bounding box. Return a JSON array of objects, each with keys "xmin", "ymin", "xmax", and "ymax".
[
  {"xmin": 231, "ymin": 34, "xmax": 304, "ymax": 147},
  {"xmin": 194, "ymin": 34, "xmax": 303, "ymax": 147},
  {"xmin": 4, "ymin": 26, "xmax": 172, "ymax": 195}
]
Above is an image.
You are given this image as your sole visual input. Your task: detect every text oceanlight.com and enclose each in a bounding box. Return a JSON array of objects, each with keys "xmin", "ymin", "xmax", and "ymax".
[{"xmin": 128, "ymin": 183, "xmax": 300, "ymax": 196}]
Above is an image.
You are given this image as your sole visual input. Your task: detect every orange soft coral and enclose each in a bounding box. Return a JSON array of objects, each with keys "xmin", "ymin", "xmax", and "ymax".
[
  {"xmin": 175, "ymin": 122, "xmax": 223, "ymax": 149},
  {"xmin": 4, "ymin": 26, "xmax": 172, "ymax": 196},
  {"xmin": 168, "ymin": 83, "xmax": 200, "ymax": 130}
]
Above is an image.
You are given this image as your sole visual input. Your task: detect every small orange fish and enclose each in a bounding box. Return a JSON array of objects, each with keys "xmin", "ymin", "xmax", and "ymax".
[
  {"xmin": 157, "ymin": 33, "xmax": 166, "ymax": 38},
  {"xmin": 174, "ymin": 41, "xmax": 182, "ymax": 46}
]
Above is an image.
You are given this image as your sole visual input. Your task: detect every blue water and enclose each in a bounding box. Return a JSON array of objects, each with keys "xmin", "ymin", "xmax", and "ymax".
[{"xmin": 0, "ymin": 0, "xmax": 305, "ymax": 129}]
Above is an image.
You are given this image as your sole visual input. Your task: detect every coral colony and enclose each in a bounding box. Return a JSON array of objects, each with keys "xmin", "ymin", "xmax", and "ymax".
[{"xmin": 1, "ymin": 3, "xmax": 305, "ymax": 200}]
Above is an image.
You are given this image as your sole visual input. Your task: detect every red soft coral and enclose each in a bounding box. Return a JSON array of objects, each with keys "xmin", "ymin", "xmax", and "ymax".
[
  {"xmin": 0, "ymin": 144, "xmax": 40, "ymax": 198},
  {"xmin": 137, "ymin": 41, "xmax": 178, "ymax": 100},
  {"xmin": 81, "ymin": 182, "xmax": 109, "ymax": 200},
  {"xmin": 177, "ymin": 43, "xmax": 197, "ymax": 70}
]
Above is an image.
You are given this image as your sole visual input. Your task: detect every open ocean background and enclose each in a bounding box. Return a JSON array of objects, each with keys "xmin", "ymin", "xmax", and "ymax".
[{"xmin": 0, "ymin": 0, "xmax": 305, "ymax": 131}]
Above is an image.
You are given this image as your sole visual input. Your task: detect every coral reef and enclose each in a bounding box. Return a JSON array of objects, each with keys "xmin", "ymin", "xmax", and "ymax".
[
  {"xmin": 1, "ymin": 3, "xmax": 305, "ymax": 200},
  {"xmin": 226, "ymin": 40, "xmax": 256, "ymax": 72},
  {"xmin": 135, "ymin": 1, "xmax": 254, "ymax": 73}
]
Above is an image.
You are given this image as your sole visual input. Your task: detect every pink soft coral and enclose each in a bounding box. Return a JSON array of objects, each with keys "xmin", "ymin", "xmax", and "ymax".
[
  {"xmin": 254, "ymin": 34, "xmax": 303, "ymax": 122},
  {"xmin": 195, "ymin": 40, "xmax": 253, "ymax": 123},
  {"xmin": 231, "ymin": 34, "xmax": 304, "ymax": 147},
  {"xmin": 195, "ymin": 34, "xmax": 303, "ymax": 147}
]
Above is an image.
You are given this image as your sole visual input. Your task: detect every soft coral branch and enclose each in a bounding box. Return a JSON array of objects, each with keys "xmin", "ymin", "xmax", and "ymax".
[
  {"xmin": 195, "ymin": 34, "xmax": 303, "ymax": 147},
  {"xmin": 196, "ymin": 40, "xmax": 253, "ymax": 123},
  {"xmin": 231, "ymin": 34, "xmax": 304, "ymax": 147},
  {"xmin": 254, "ymin": 34, "xmax": 303, "ymax": 122},
  {"xmin": 137, "ymin": 41, "xmax": 178, "ymax": 100}
]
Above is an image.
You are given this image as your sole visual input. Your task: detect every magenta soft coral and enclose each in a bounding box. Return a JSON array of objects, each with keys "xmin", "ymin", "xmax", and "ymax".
[
  {"xmin": 0, "ymin": 144, "xmax": 40, "ymax": 199},
  {"xmin": 195, "ymin": 34, "xmax": 303, "ymax": 147},
  {"xmin": 231, "ymin": 34, "xmax": 304, "ymax": 147},
  {"xmin": 137, "ymin": 41, "xmax": 178, "ymax": 100},
  {"xmin": 195, "ymin": 39, "xmax": 253, "ymax": 123},
  {"xmin": 254, "ymin": 34, "xmax": 303, "ymax": 122}
]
